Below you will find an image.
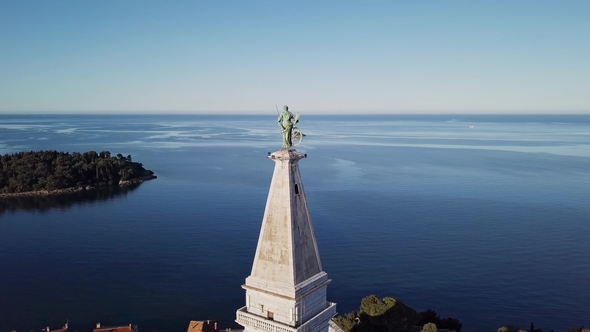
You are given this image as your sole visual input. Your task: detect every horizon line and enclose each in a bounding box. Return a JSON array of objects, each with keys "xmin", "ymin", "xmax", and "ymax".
[{"xmin": 1, "ymin": 110, "xmax": 589, "ymax": 116}]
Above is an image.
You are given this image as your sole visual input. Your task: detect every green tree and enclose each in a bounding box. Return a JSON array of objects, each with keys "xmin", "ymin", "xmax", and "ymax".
[
  {"xmin": 417, "ymin": 309, "xmax": 462, "ymax": 332},
  {"xmin": 422, "ymin": 323, "xmax": 437, "ymax": 332},
  {"xmin": 498, "ymin": 325, "xmax": 523, "ymax": 332},
  {"xmin": 334, "ymin": 295, "xmax": 418, "ymax": 332},
  {"xmin": 333, "ymin": 312, "xmax": 359, "ymax": 332}
]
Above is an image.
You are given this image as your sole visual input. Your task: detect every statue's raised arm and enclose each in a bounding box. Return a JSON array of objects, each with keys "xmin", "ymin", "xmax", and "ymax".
[{"xmin": 277, "ymin": 105, "xmax": 301, "ymax": 149}]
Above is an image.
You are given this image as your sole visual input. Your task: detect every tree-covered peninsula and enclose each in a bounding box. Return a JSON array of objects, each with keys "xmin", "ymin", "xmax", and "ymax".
[{"xmin": 0, "ymin": 150, "xmax": 156, "ymax": 196}]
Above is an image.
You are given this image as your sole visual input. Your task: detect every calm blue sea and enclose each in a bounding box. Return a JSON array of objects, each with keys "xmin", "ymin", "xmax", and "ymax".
[{"xmin": 0, "ymin": 114, "xmax": 589, "ymax": 332}]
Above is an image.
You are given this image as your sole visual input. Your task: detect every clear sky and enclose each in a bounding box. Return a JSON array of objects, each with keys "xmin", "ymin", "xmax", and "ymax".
[{"xmin": 1, "ymin": 1, "xmax": 589, "ymax": 114}]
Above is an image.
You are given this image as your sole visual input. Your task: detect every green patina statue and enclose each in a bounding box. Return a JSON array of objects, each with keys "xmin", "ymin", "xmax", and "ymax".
[{"xmin": 277, "ymin": 105, "xmax": 300, "ymax": 148}]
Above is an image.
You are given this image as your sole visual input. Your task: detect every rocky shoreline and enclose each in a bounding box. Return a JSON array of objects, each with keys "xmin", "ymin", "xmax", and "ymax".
[{"xmin": 0, "ymin": 174, "xmax": 157, "ymax": 198}]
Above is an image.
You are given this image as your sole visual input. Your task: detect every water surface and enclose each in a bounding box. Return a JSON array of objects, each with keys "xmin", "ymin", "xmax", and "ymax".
[{"xmin": 0, "ymin": 114, "xmax": 589, "ymax": 332}]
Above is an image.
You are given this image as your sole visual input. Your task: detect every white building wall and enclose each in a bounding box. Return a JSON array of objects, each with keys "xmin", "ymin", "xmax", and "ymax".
[
  {"xmin": 246, "ymin": 284, "xmax": 329, "ymax": 328},
  {"xmin": 299, "ymin": 286, "xmax": 328, "ymax": 322},
  {"xmin": 246, "ymin": 289, "xmax": 297, "ymax": 326}
]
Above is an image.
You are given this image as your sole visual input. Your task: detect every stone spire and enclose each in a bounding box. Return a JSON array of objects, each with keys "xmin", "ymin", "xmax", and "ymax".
[
  {"xmin": 250, "ymin": 149, "xmax": 321, "ymax": 285},
  {"xmin": 236, "ymin": 149, "xmax": 336, "ymax": 332}
]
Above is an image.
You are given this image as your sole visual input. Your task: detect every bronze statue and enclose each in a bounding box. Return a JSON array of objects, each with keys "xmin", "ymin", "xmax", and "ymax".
[{"xmin": 277, "ymin": 105, "xmax": 300, "ymax": 148}]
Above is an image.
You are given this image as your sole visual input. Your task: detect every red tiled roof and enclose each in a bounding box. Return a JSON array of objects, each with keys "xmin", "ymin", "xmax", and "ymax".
[
  {"xmin": 94, "ymin": 325, "xmax": 134, "ymax": 332},
  {"xmin": 187, "ymin": 320, "xmax": 218, "ymax": 332}
]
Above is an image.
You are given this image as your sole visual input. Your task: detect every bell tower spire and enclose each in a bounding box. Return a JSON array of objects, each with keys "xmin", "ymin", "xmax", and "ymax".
[{"xmin": 236, "ymin": 149, "xmax": 337, "ymax": 332}]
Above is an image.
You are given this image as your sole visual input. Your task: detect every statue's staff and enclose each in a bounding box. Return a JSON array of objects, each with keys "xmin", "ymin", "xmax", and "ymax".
[{"xmin": 275, "ymin": 105, "xmax": 282, "ymax": 133}]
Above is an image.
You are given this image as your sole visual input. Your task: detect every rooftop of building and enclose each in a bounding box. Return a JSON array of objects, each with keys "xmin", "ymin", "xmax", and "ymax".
[
  {"xmin": 187, "ymin": 320, "xmax": 242, "ymax": 332},
  {"xmin": 93, "ymin": 323, "xmax": 137, "ymax": 332}
]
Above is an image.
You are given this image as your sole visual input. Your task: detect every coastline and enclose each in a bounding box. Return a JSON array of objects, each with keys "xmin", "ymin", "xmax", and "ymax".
[{"xmin": 0, "ymin": 174, "xmax": 157, "ymax": 198}]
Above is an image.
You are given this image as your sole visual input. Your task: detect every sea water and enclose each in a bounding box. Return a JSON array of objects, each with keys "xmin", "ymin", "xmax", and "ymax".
[{"xmin": 0, "ymin": 114, "xmax": 589, "ymax": 332}]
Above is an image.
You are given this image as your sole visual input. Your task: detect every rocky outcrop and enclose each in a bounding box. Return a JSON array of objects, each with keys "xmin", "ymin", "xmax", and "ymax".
[
  {"xmin": 0, "ymin": 176, "xmax": 157, "ymax": 198},
  {"xmin": 119, "ymin": 173, "xmax": 158, "ymax": 186}
]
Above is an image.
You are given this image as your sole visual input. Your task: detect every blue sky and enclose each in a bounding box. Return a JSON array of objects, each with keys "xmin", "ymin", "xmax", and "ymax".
[{"xmin": 1, "ymin": 1, "xmax": 589, "ymax": 114}]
